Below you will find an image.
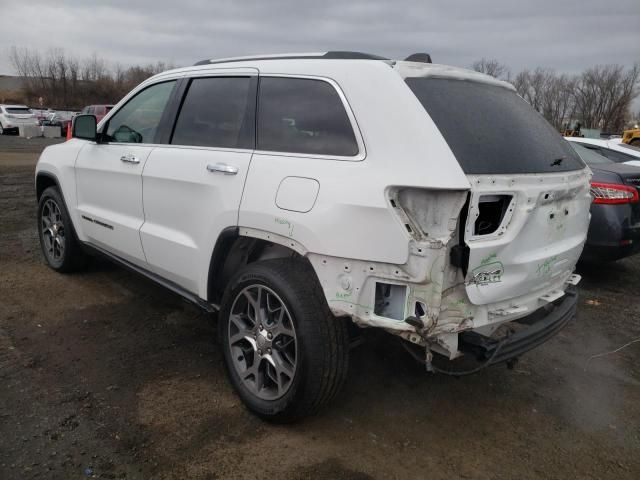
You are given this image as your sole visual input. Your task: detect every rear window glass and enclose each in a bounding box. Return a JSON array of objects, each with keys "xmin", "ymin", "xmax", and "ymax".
[
  {"xmin": 405, "ymin": 78, "xmax": 585, "ymax": 174},
  {"xmin": 568, "ymin": 142, "xmax": 613, "ymax": 165},
  {"xmin": 6, "ymin": 107, "xmax": 32, "ymax": 114},
  {"xmin": 257, "ymin": 77, "xmax": 358, "ymax": 157},
  {"xmin": 618, "ymin": 143, "xmax": 640, "ymax": 154}
]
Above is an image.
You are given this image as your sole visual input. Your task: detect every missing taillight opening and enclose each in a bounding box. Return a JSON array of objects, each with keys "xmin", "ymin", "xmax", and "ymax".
[
  {"xmin": 590, "ymin": 182, "xmax": 640, "ymax": 205},
  {"xmin": 374, "ymin": 283, "xmax": 407, "ymax": 320},
  {"xmin": 474, "ymin": 195, "xmax": 512, "ymax": 235}
]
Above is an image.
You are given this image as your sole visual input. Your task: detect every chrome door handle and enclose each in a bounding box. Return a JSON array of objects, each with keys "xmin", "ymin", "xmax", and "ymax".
[
  {"xmin": 120, "ymin": 154, "xmax": 140, "ymax": 164},
  {"xmin": 207, "ymin": 163, "xmax": 238, "ymax": 175}
]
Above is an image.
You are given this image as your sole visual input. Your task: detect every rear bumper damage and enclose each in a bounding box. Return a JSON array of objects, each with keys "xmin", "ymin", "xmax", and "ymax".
[{"xmin": 458, "ymin": 286, "xmax": 577, "ymax": 366}]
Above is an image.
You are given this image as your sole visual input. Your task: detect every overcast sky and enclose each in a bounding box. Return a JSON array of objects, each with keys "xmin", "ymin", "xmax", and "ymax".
[{"xmin": 1, "ymin": 0, "xmax": 639, "ymax": 76}]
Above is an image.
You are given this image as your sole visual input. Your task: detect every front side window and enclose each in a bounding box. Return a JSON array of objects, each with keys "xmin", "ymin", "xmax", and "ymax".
[
  {"xmin": 105, "ymin": 81, "xmax": 176, "ymax": 143},
  {"xmin": 257, "ymin": 77, "xmax": 359, "ymax": 157},
  {"xmin": 171, "ymin": 77, "xmax": 253, "ymax": 149}
]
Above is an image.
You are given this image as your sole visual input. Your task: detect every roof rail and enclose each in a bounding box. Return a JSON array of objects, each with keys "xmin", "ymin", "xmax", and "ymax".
[{"xmin": 193, "ymin": 51, "xmax": 389, "ymax": 66}]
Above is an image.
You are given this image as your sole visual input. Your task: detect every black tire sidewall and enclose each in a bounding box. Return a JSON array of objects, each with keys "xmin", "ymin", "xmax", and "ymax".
[
  {"xmin": 219, "ymin": 261, "xmax": 326, "ymax": 421},
  {"xmin": 37, "ymin": 186, "xmax": 81, "ymax": 271}
]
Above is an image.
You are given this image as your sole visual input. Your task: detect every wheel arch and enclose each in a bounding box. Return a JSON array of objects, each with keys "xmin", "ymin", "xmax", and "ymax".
[
  {"xmin": 206, "ymin": 227, "xmax": 316, "ymax": 305},
  {"xmin": 36, "ymin": 171, "xmax": 61, "ymax": 201}
]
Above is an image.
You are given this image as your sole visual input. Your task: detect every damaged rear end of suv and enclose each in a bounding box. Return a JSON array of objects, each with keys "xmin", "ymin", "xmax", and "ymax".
[{"xmin": 343, "ymin": 61, "xmax": 591, "ymax": 373}]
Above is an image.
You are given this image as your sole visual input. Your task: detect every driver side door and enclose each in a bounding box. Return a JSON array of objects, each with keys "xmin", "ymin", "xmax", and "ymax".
[{"xmin": 75, "ymin": 80, "xmax": 177, "ymax": 265}]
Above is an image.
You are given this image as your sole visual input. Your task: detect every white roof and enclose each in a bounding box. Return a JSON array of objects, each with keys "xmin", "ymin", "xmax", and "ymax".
[{"xmin": 150, "ymin": 53, "xmax": 515, "ymax": 91}]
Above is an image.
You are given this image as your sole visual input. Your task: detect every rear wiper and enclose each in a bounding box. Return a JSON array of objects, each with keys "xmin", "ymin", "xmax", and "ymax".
[{"xmin": 550, "ymin": 157, "xmax": 565, "ymax": 167}]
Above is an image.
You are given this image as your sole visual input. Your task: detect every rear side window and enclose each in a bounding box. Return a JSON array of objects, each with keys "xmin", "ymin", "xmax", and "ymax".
[
  {"xmin": 257, "ymin": 77, "xmax": 358, "ymax": 157},
  {"xmin": 171, "ymin": 77, "xmax": 253, "ymax": 149},
  {"xmin": 406, "ymin": 78, "xmax": 585, "ymax": 174}
]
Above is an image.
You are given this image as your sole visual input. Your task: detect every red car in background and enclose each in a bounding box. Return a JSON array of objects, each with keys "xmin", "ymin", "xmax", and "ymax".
[{"xmin": 80, "ymin": 104, "xmax": 114, "ymax": 123}]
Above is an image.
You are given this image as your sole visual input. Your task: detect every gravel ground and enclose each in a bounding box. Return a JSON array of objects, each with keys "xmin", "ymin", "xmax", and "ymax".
[{"xmin": 1, "ymin": 135, "xmax": 639, "ymax": 479}]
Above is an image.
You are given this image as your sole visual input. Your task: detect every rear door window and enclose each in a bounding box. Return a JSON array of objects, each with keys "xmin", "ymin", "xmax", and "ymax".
[
  {"xmin": 257, "ymin": 77, "xmax": 359, "ymax": 157},
  {"xmin": 171, "ymin": 77, "xmax": 253, "ymax": 149},
  {"xmin": 406, "ymin": 78, "xmax": 584, "ymax": 174}
]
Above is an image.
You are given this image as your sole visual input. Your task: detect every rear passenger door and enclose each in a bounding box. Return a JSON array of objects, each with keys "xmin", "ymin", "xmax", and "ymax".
[
  {"xmin": 239, "ymin": 76, "xmax": 371, "ymax": 261},
  {"xmin": 140, "ymin": 70, "xmax": 257, "ymax": 295}
]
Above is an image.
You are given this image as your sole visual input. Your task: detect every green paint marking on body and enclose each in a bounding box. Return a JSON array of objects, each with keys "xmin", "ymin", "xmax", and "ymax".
[
  {"xmin": 329, "ymin": 298, "xmax": 374, "ymax": 311},
  {"xmin": 480, "ymin": 252, "xmax": 497, "ymax": 265},
  {"xmin": 536, "ymin": 255, "xmax": 558, "ymax": 276},
  {"xmin": 274, "ymin": 217, "xmax": 295, "ymax": 237}
]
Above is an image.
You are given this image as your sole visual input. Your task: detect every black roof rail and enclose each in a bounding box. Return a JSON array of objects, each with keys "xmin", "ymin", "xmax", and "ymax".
[
  {"xmin": 404, "ymin": 53, "xmax": 432, "ymax": 63},
  {"xmin": 323, "ymin": 51, "xmax": 389, "ymax": 60},
  {"xmin": 193, "ymin": 51, "xmax": 389, "ymax": 66}
]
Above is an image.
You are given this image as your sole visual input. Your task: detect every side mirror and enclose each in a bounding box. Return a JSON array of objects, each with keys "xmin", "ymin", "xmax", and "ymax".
[{"xmin": 72, "ymin": 114, "xmax": 97, "ymax": 141}]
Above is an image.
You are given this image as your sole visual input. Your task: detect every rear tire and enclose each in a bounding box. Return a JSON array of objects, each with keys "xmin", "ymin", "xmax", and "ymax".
[
  {"xmin": 630, "ymin": 139, "xmax": 640, "ymax": 148},
  {"xmin": 219, "ymin": 258, "xmax": 349, "ymax": 422},
  {"xmin": 37, "ymin": 186, "xmax": 87, "ymax": 272}
]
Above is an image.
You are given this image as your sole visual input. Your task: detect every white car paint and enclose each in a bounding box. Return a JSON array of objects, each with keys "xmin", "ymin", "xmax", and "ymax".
[
  {"xmin": 0, "ymin": 104, "xmax": 39, "ymax": 133},
  {"xmin": 565, "ymin": 136, "xmax": 640, "ymax": 167},
  {"xmin": 36, "ymin": 55, "xmax": 591, "ymax": 359}
]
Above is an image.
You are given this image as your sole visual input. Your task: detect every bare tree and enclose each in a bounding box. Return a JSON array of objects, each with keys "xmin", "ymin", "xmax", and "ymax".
[
  {"xmin": 471, "ymin": 58, "xmax": 511, "ymax": 81},
  {"xmin": 574, "ymin": 64, "xmax": 640, "ymax": 131},
  {"xmin": 8, "ymin": 46, "xmax": 175, "ymax": 109}
]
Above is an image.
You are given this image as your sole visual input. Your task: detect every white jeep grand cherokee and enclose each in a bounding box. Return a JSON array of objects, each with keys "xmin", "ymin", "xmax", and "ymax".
[{"xmin": 35, "ymin": 52, "xmax": 591, "ymax": 421}]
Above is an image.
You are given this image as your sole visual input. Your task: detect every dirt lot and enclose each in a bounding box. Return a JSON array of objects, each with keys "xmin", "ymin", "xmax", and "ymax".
[{"xmin": 1, "ymin": 135, "xmax": 639, "ymax": 480}]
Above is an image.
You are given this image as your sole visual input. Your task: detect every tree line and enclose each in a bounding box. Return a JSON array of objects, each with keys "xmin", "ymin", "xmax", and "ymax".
[
  {"xmin": 3, "ymin": 47, "xmax": 639, "ymax": 133},
  {"xmin": 472, "ymin": 58, "xmax": 639, "ymax": 132},
  {"xmin": 6, "ymin": 46, "xmax": 173, "ymax": 110}
]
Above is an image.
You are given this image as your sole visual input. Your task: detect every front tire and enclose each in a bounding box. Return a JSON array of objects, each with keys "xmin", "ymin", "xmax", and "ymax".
[
  {"xmin": 37, "ymin": 186, "xmax": 87, "ymax": 272},
  {"xmin": 219, "ymin": 258, "xmax": 349, "ymax": 422}
]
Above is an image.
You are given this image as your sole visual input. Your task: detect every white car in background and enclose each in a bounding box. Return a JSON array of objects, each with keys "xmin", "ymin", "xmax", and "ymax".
[
  {"xmin": 35, "ymin": 51, "xmax": 592, "ymax": 421},
  {"xmin": 565, "ymin": 136, "xmax": 640, "ymax": 167},
  {"xmin": 0, "ymin": 104, "xmax": 39, "ymax": 134}
]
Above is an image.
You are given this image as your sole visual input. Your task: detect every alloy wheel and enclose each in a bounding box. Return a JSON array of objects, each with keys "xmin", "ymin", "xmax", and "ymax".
[
  {"xmin": 228, "ymin": 284, "xmax": 298, "ymax": 400},
  {"xmin": 41, "ymin": 199, "xmax": 66, "ymax": 261}
]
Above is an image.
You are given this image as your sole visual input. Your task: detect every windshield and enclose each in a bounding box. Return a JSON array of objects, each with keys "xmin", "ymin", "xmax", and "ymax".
[
  {"xmin": 405, "ymin": 77, "xmax": 585, "ymax": 174},
  {"xmin": 568, "ymin": 142, "xmax": 613, "ymax": 165},
  {"xmin": 5, "ymin": 107, "xmax": 32, "ymax": 115}
]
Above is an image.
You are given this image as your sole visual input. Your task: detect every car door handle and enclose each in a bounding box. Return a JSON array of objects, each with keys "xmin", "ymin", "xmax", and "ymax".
[
  {"xmin": 120, "ymin": 154, "xmax": 140, "ymax": 164},
  {"xmin": 207, "ymin": 163, "xmax": 238, "ymax": 175}
]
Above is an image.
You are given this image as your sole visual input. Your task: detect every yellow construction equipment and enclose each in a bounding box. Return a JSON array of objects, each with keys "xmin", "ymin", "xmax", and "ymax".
[{"xmin": 622, "ymin": 128, "xmax": 640, "ymax": 147}]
